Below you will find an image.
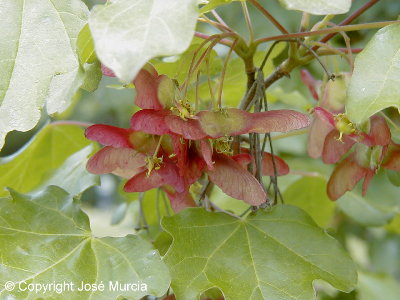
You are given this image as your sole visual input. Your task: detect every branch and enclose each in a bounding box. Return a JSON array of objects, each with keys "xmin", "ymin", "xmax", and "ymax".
[{"xmin": 254, "ymin": 20, "xmax": 400, "ymax": 45}]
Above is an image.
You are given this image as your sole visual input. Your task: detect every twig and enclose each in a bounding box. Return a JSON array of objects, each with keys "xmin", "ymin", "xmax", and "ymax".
[{"xmin": 254, "ymin": 21, "xmax": 400, "ymax": 45}]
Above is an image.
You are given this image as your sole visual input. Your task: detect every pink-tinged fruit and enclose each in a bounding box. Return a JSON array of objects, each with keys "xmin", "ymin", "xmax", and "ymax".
[
  {"xmin": 300, "ymin": 69, "xmax": 320, "ymax": 101},
  {"xmin": 198, "ymin": 108, "xmax": 310, "ymax": 138},
  {"xmin": 87, "ymin": 146, "xmax": 146, "ymax": 178},
  {"xmin": 86, "ymin": 125, "xmax": 133, "ymax": 148},
  {"xmin": 124, "ymin": 162, "xmax": 185, "ymax": 194},
  {"xmin": 327, "ymin": 154, "xmax": 368, "ymax": 201},
  {"xmin": 207, "ymin": 153, "xmax": 267, "ymax": 206}
]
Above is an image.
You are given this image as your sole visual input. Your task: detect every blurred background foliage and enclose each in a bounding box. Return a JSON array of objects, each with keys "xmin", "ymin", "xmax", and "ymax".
[{"xmin": 1, "ymin": 0, "xmax": 400, "ymax": 299}]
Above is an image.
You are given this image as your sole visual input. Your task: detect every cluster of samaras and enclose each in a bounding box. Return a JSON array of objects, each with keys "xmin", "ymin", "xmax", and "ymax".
[
  {"xmin": 302, "ymin": 70, "xmax": 400, "ymax": 200},
  {"xmin": 85, "ymin": 64, "xmax": 310, "ymax": 211}
]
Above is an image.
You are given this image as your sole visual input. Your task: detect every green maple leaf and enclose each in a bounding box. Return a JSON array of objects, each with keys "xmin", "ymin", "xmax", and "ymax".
[
  {"xmin": 0, "ymin": 186, "xmax": 170, "ymax": 300},
  {"xmin": 162, "ymin": 206, "xmax": 357, "ymax": 300}
]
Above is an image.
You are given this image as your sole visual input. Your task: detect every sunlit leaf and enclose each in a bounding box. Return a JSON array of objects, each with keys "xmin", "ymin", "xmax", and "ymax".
[
  {"xmin": 81, "ymin": 61, "xmax": 102, "ymax": 92},
  {"xmin": 385, "ymin": 213, "xmax": 400, "ymax": 234},
  {"xmin": 162, "ymin": 206, "xmax": 357, "ymax": 300},
  {"xmin": 0, "ymin": 0, "xmax": 89, "ymax": 149},
  {"xmin": 199, "ymin": 0, "xmax": 243, "ymax": 14},
  {"xmin": 346, "ymin": 24, "xmax": 400, "ymax": 124},
  {"xmin": 0, "ymin": 124, "xmax": 92, "ymax": 197},
  {"xmin": 77, "ymin": 24, "xmax": 97, "ymax": 65},
  {"xmin": 267, "ymin": 86, "xmax": 312, "ymax": 111},
  {"xmin": 0, "ymin": 186, "xmax": 170, "ymax": 299},
  {"xmin": 89, "ymin": 0, "xmax": 199, "ymax": 83},
  {"xmin": 278, "ymin": 0, "xmax": 351, "ymax": 15},
  {"xmin": 152, "ymin": 39, "xmax": 222, "ymax": 83}
]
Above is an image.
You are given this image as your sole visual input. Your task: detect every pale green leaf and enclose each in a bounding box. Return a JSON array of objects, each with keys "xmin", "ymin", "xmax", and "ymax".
[
  {"xmin": 277, "ymin": 0, "xmax": 351, "ymax": 15},
  {"xmin": 0, "ymin": 186, "xmax": 170, "ymax": 299},
  {"xmin": 89, "ymin": 0, "xmax": 199, "ymax": 83},
  {"xmin": 76, "ymin": 24, "xmax": 102, "ymax": 92},
  {"xmin": 77, "ymin": 24, "xmax": 97, "ymax": 65},
  {"xmin": 337, "ymin": 174, "xmax": 400, "ymax": 226},
  {"xmin": 357, "ymin": 271, "xmax": 400, "ymax": 300},
  {"xmin": 81, "ymin": 60, "xmax": 102, "ymax": 92},
  {"xmin": 283, "ymin": 177, "xmax": 335, "ymax": 228},
  {"xmin": 267, "ymin": 86, "xmax": 313, "ymax": 111},
  {"xmin": 162, "ymin": 206, "xmax": 357, "ymax": 300},
  {"xmin": 337, "ymin": 192, "xmax": 395, "ymax": 226},
  {"xmin": 0, "ymin": 124, "xmax": 92, "ymax": 197},
  {"xmin": 385, "ymin": 213, "xmax": 400, "ymax": 234},
  {"xmin": 34, "ymin": 145, "xmax": 99, "ymax": 196},
  {"xmin": 199, "ymin": 0, "xmax": 243, "ymax": 13},
  {"xmin": 154, "ymin": 231, "xmax": 173, "ymax": 257},
  {"xmin": 346, "ymin": 24, "xmax": 400, "ymax": 124},
  {"xmin": 0, "ymin": 0, "xmax": 89, "ymax": 149},
  {"xmin": 386, "ymin": 169, "xmax": 400, "ymax": 187}
]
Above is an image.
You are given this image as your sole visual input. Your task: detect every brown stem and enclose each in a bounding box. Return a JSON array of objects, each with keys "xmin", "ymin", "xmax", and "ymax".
[
  {"xmin": 263, "ymin": 59, "xmax": 298, "ymax": 89},
  {"xmin": 248, "ymin": 0, "xmax": 289, "ymax": 34}
]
